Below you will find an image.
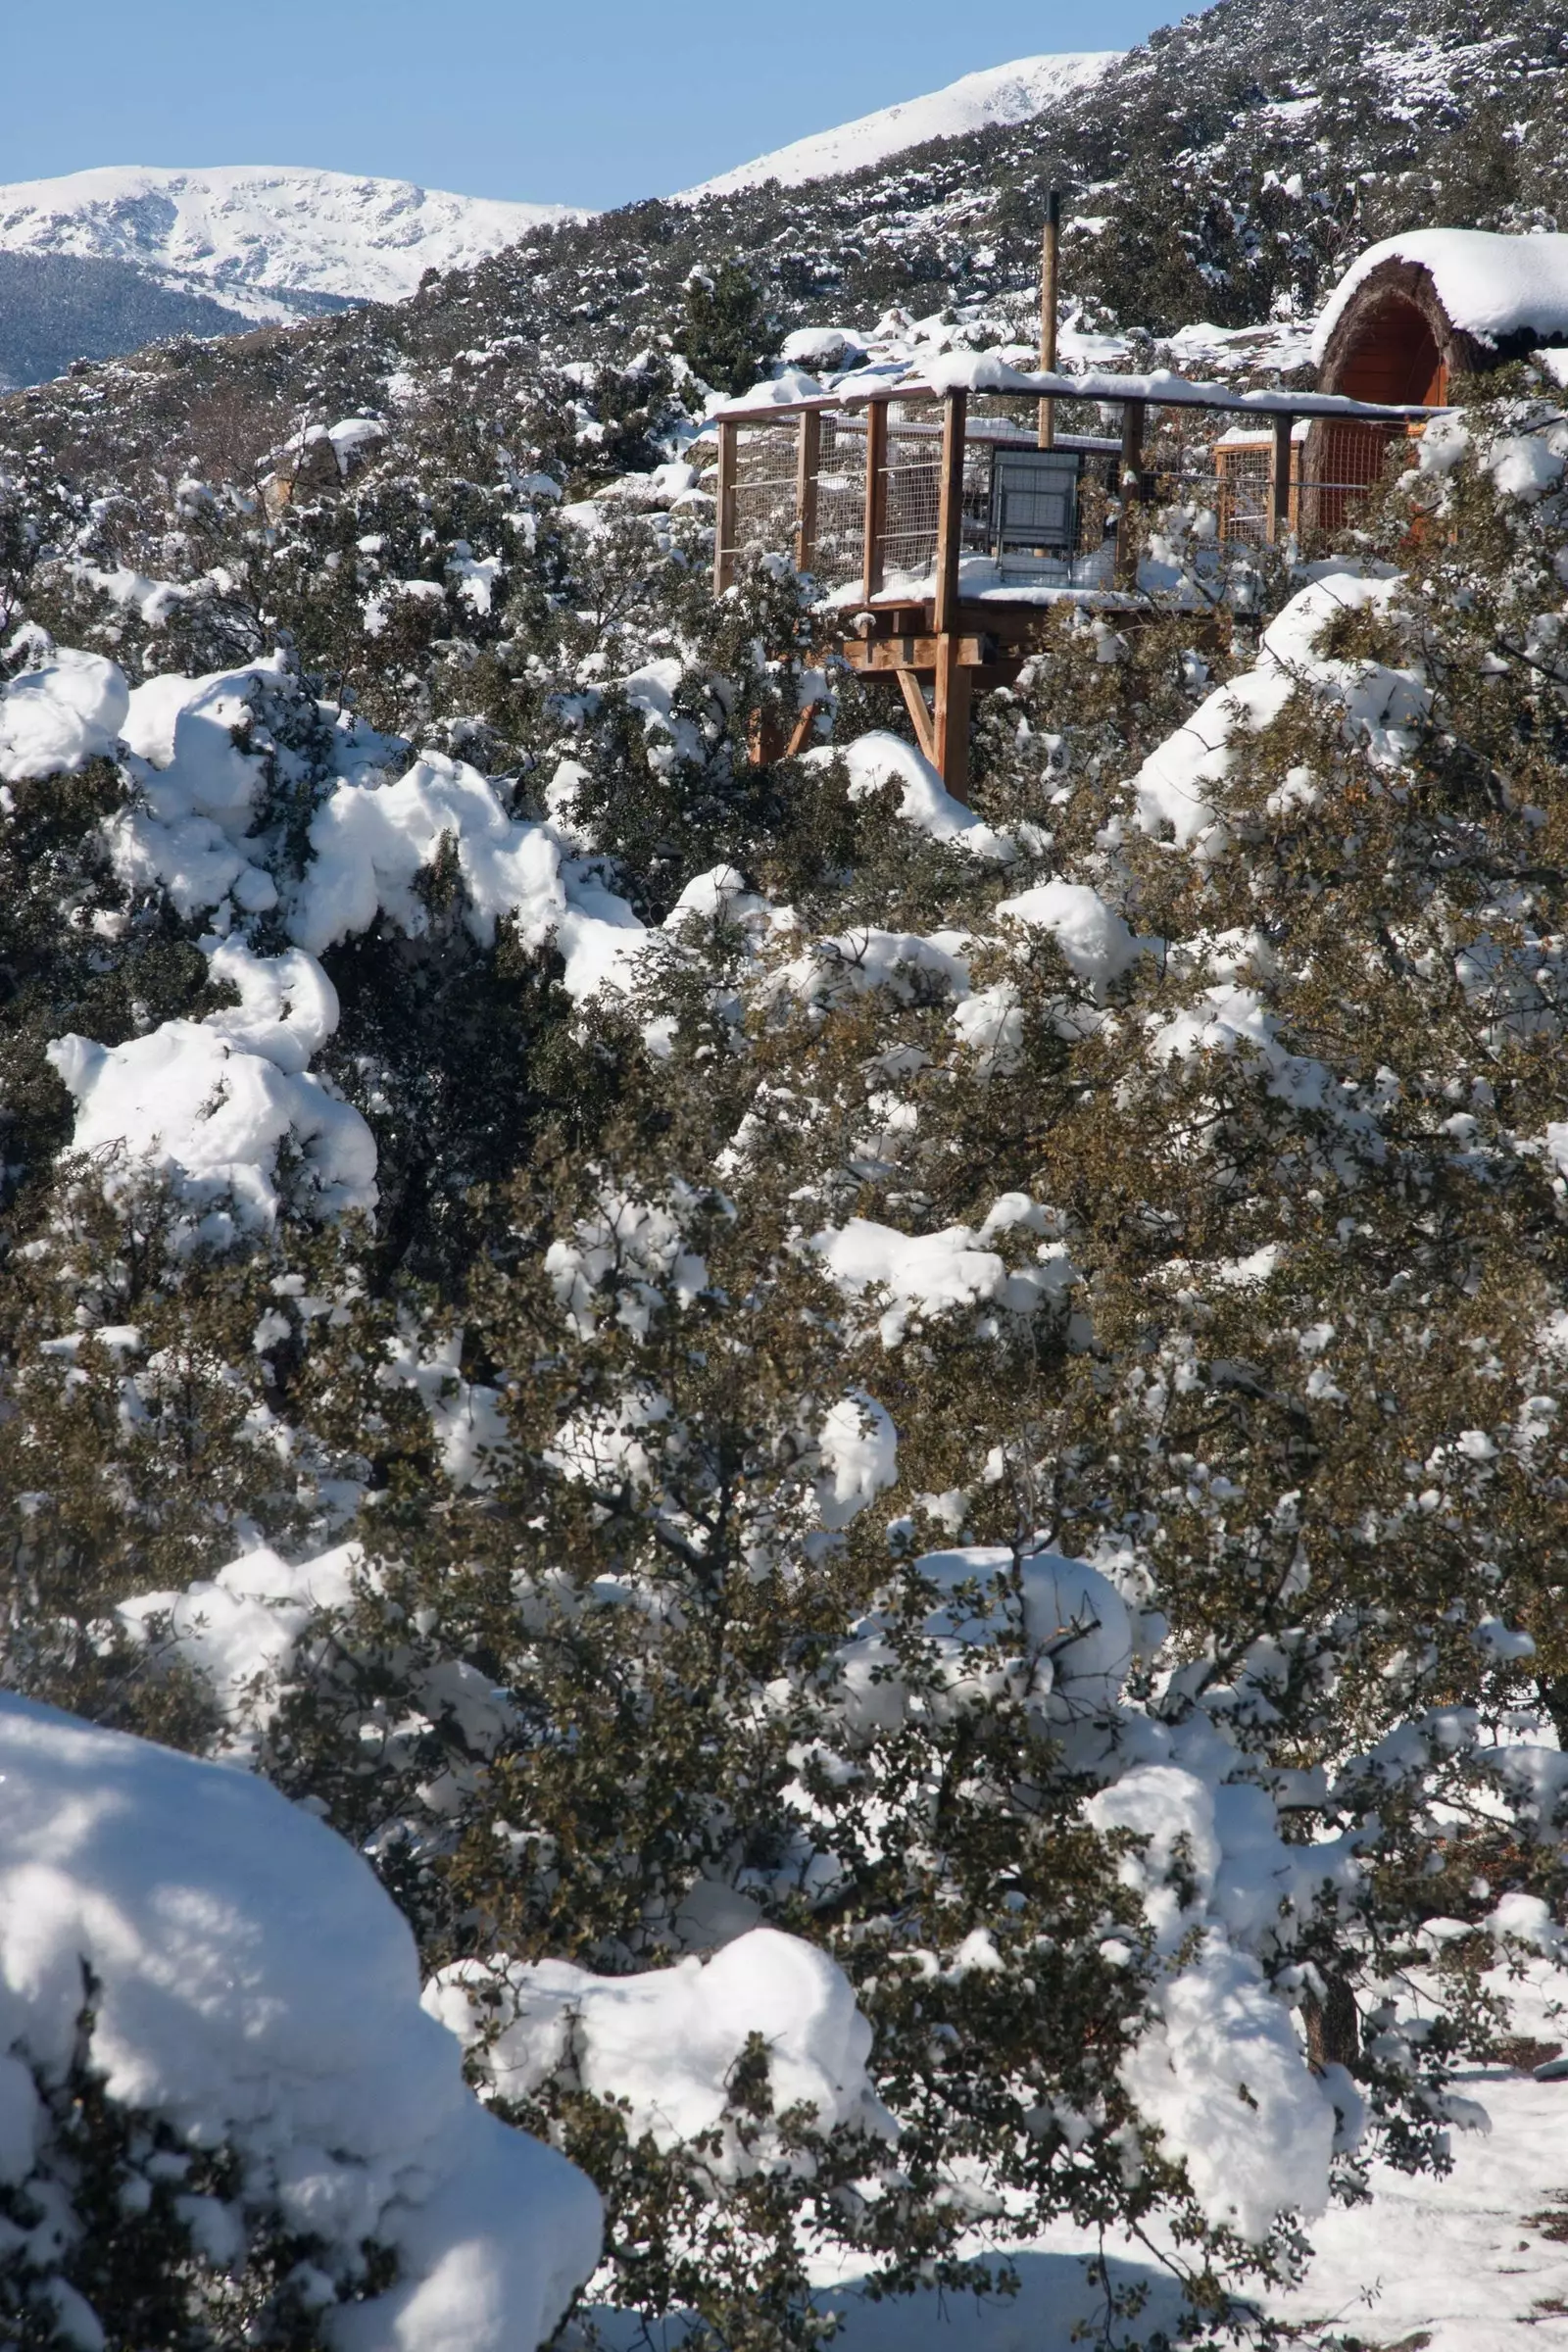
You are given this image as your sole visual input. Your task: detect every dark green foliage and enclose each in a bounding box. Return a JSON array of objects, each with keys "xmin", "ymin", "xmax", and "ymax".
[{"xmin": 673, "ymin": 263, "xmax": 779, "ymax": 398}]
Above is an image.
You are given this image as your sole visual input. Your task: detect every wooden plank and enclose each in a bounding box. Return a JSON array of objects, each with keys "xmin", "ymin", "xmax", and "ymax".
[
  {"xmin": 713, "ymin": 417, "xmax": 738, "ymax": 597},
  {"xmin": 932, "ymin": 634, "xmax": 972, "ymax": 802},
  {"xmin": 796, "ymin": 410, "xmax": 820, "ymax": 574},
  {"xmin": 896, "ymin": 668, "xmax": 937, "ymax": 763},
  {"xmin": 933, "ymin": 390, "xmax": 968, "ymax": 638},
  {"xmin": 1270, "ymin": 413, "xmax": 1294, "ymax": 542},
  {"xmin": 1038, "ymin": 188, "xmax": 1061, "ymax": 451},
  {"xmin": 843, "ymin": 634, "xmax": 993, "ymax": 672},
  {"xmin": 862, "ymin": 399, "xmax": 889, "ymax": 601},
  {"xmin": 1114, "ymin": 399, "xmax": 1146, "ymax": 588}
]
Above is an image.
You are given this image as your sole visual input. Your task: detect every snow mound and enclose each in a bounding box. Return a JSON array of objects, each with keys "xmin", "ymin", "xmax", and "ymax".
[
  {"xmin": 994, "ymin": 879, "xmax": 1145, "ymax": 990},
  {"xmin": 1130, "ymin": 572, "xmax": 1423, "ymax": 854},
  {"xmin": 680, "ymin": 52, "xmax": 1120, "ymax": 200},
  {"xmin": 0, "ymin": 648, "xmax": 127, "ymax": 781},
  {"xmin": 1118, "ymin": 1934, "xmax": 1337, "ymax": 2242},
  {"xmin": 1314, "ymin": 228, "xmax": 1568, "ymax": 362},
  {"xmin": 425, "ymin": 1928, "xmax": 894, "ymax": 2168},
  {"xmin": 805, "ymin": 730, "xmax": 1015, "ymax": 861},
  {"xmin": 46, "ymin": 1012, "xmax": 377, "ymax": 1229},
  {"xmin": 111, "ymin": 658, "xmax": 402, "ymax": 920},
  {"xmin": 0, "ymin": 1689, "xmax": 600, "ymax": 2350},
  {"xmin": 293, "ymin": 752, "xmax": 647, "ymax": 997},
  {"xmin": 812, "ymin": 1200, "xmax": 1076, "ymax": 1347}
]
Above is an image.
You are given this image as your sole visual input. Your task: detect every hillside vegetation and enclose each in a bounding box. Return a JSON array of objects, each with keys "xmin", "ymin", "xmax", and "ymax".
[{"xmin": 3, "ymin": 7, "xmax": 1568, "ymax": 2350}]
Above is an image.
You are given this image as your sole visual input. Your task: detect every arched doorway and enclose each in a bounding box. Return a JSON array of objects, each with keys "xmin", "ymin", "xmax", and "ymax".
[{"xmin": 1309, "ymin": 292, "xmax": 1447, "ymax": 534}]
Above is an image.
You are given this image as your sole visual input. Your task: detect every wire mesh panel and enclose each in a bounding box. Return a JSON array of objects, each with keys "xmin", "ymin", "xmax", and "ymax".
[
  {"xmin": 1211, "ymin": 442, "xmax": 1273, "ymax": 547},
  {"xmin": 879, "ymin": 416, "xmax": 944, "ymax": 585},
  {"xmin": 961, "ymin": 436, "xmax": 994, "ymax": 556},
  {"xmin": 1299, "ymin": 421, "xmax": 1399, "ymax": 537},
  {"xmin": 728, "ymin": 423, "xmax": 800, "ymax": 566},
  {"xmin": 807, "ymin": 412, "xmax": 865, "ymax": 594}
]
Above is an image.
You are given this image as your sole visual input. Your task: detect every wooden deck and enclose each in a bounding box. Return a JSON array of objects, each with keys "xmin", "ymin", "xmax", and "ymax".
[{"xmin": 707, "ymin": 366, "xmax": 1443, "ymax": 799}]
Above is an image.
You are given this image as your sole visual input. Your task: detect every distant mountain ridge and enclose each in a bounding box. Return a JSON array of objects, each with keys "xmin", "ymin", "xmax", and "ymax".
[
  {"xmin": 0, "ymin": 165, "xmax": 579, "ymax": 325},
  {"xmin": 677, "ymin": 52, "xmax": 1120, "ymax": 200}
]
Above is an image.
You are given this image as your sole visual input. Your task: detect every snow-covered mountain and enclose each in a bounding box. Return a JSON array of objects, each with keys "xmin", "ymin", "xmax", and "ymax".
[
  {"xmin": 679, "ymin": 51, "xmax": 1120, "ymax": 200},
  {"xmin": 0, "ymin": 164, "xmax": 579, "ymax": 326}
]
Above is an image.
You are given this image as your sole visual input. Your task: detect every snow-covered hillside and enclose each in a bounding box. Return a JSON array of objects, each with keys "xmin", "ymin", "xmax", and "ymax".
[
  {"xmin": 0, "ymin": 164, "xmax": 579, "ymax": 325},
  {"xmin": 679, "ymin": 52, "xmax": 1120, "ymax": 200}
]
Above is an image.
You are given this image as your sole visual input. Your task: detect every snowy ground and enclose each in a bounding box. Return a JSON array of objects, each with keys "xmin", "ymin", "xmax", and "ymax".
[
  {"xmin": 1272, "ymin": 2071, "xmax": 1568, "ymax": 2348},
  {"xmin": 812, "ymin": 1968, "xmax": 1568, "ymax": 2352}
]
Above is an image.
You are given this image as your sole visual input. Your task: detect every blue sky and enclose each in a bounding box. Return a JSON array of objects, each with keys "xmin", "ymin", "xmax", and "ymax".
[{"xmin": 4, "ymin": 0, "xmax": 1190, "ymax": 209}]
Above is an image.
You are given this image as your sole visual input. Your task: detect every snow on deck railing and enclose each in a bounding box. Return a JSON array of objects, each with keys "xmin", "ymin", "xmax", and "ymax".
[{"xmin": 703, "ymin": 352, "xmax": 1448, "ymax": 429}]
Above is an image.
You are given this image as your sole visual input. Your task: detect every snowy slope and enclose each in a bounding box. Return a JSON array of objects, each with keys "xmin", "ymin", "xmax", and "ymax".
[
  {"xmin": 679, "ymin": 52, "xmax": 1121, "ymax": 200},
  {"xmin": 0, "ymin": 165, "xmax": 580, "ymax": 325}
]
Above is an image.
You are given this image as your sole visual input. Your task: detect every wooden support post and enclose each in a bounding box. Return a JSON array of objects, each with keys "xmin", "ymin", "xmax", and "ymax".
[
  {"xmin": 933, "ymin": 637, "xmax": 972, "ymax": 804},
  {"xmin": 796, "ymin": 409, "xmax": 820, "ymax": 574},
  {"xmin": 1038, "ymin": 187, "xmax": 1061, "ymax": 451},
  {"xmin": 713, "ymin": 418, "xmax": 738, "ymax": 597},
  {"xmin": 784, "ymin": 700, "xmax": 819, "ymax": 759},
  {"xmin": 934, "ymin": 390, "xmax": 967, "ymax": 637},
  {"xmin": 861, "ymin": 400, "xmax": 889, "ymax": 602},
  {"xmin": 896, "ymin": 669, "xmax": 937, "ymax": 764},
  {"xmin": 1269, "ymin": 413, "xmax": 1294, "ymax": 544},
  {"xmin": 1115, "ymin": 398, "xmax": 1146, "ymax": 588}
]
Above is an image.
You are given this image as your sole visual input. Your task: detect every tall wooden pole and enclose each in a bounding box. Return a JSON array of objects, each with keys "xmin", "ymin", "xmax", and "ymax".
[
  {"xmin": 933, "ymin": 389, "xmax": 970, "ymax": 801},
  {"xmin": 934, "ymin": 389, "xmax": 967, "ymax": 638},
  {"xmin": 861, "ymin": 400, "xmax": 889, "ymax": 603},
  {"xmin": 1038, "ymin": 187, "xmax": 1061, "ymax": 451},
  {"xmin": 713, "ymin": 418, "xmax": 738, "ymax": 596},
  {"xmin": 1114, "ymin": 398, "xmax": 1146, "ymax": 588},
  {"xmin": 796, "ymin": 409, "xmax": 820, "ymax": 573}
]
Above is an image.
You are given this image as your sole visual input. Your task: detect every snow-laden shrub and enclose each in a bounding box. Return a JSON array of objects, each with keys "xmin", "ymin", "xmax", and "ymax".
[
  {"xmin": 5, "ymin": 351, "xmax": 1568, "ymax": 2352},
  {"xmin": 0, "ymin": 1690, "xmax": 599, "ymax": 2352}
]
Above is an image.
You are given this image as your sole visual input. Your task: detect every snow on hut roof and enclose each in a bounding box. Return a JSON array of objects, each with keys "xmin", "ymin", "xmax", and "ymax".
[{"xmin": 1313, "ymin": 230, "xmax": 1568, "ymax": 363}]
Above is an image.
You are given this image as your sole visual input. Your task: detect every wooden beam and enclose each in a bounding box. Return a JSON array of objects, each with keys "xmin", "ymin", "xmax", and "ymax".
[
  {"xmin": 713, "ymin": 418, "xmax": 738, "ymax": 596},
  {"xmin": 1115, "ymin": 398, "xmax": 1146, "ymax": 588},
  {"xmin": 896, "ymin": 668, "xmax": 937, "ymax": 764},
  {"xmin": 842, "ymin": 633, "xmax": 994, "ymax": 673},
  {"xmin": 784, "ymin": 700, "xmax": 818, "ymax": 759},
  {"xmin": 1270, "ymin": 413, "xmax": 1294, "ymax": 543},
  {"xmin": 796, "ymin": 409, "xmax": 820, "ymax": 574},
  {"xmin": 932, "ymin": 633, "xmax": 972, "ymax": 802},
  {"xmin": 862, "ymin": 399, "xmax": 889, "ymax": 601},
  {"xmin": 934, "ymin": 390, "xmax": 968, "ymax": 638},
  {"xmin": 1038, "ymin": 187, "xmax": 1061, "ymax": 451}
]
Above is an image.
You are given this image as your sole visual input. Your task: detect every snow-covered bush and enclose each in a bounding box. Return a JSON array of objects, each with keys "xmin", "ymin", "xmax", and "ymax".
[
  {"xmin": 0, "ymin": 1690, "xmax": 599, "ymax": 2352},
  {"xmin": 5, "ymin": 304, "xmax": 1568, "ymax": 2352}
]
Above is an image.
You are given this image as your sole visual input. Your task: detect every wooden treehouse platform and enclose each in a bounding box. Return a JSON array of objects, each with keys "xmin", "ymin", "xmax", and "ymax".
[{"xmin": 707, "ymin": 368, "xmax": 1442, "ymax": 800}]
